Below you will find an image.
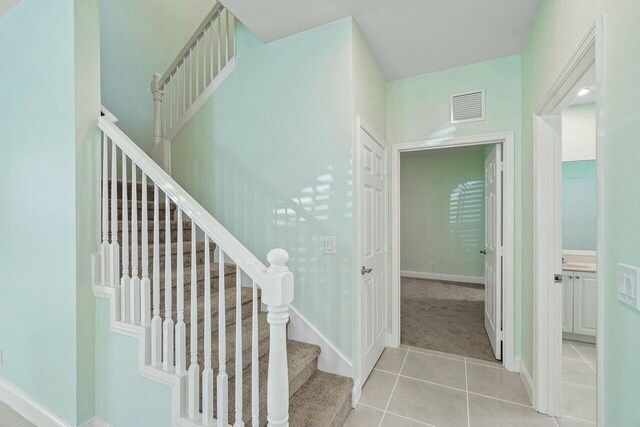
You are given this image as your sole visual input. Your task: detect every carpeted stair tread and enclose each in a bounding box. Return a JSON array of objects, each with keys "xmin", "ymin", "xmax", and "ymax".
[
  {"xmin": 289, "ymin": 370, "xmax": 354, "ymax": 427},
  {"xmin": 115, "ymin": 199, "xmax": 176, "ymax": 220},
  {"xmin": 153, "ymin": 263, "xmax": 237, "ymax": 293},
  {"xmin": 159, "ymin": 282, "xmax": 253, "ymax": 329},
  {"xmin": 187, "ymin": 311, "xmax": 270, "ymax": 375},
  {"xmin": 224, "ymin": 339, "xmax": 321, "ymax": 426},
  {"xmin": 137, "ymin": 244, "xmax": 216, "ymax": 269}
]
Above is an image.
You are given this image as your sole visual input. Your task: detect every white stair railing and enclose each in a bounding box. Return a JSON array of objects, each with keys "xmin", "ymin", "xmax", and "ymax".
[
  {"xmin": 150, "ymin": 3, "xmax": 236, "ymax": 173},
  {"xmin": 98, "ymin": 115, "xmax": 293, "ymax": 427}
]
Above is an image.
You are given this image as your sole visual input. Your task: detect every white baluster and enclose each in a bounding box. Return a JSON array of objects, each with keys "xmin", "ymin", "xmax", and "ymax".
[
  {"xmin": 228, "ymin": 10, "xmax": 235, "ymax": 59},
  {"xmin": 189, "ymin": 47, "xmax": 194, "ymax": 107},
  {"xmin": 217, "ymin": 249, "xmax": 228, "ymax": 427},
  {"xmin": 234, "ymin": 266, "xmax": 243, "ymax": 427},
  {"xmin": 251, "ymin": 281, "xmax": 259, "ymax": 427},
  {"xmin": 110, "ymin": 143, "xmax": 120, "ymax": 290},
  {"xmin": 221, "ymin": 10, "xmax": 228, "ymax": 69},
  {"xmin": 188, "ymin": 221, "xmax": 200, "ymax": 418},
  {"xmin": 130, "ymin": 163, "xmax": 140, "ymax": 324},
  {"xmin": 196, "ymin": 37, "xmax": 200, "ymax": 97},
  {"xmin": 175, "ymin": 208, "xmax": 186, "ymax": 375},
  {"xmin": 151, "ymin": 184, "xmax": 162, "ymax": 367},
  {"xmin": 163, "ymin": 193, "xmax": 174, "ymax": 371},
  {"xmin": 264, "ymin": 249, "xmax": 294, "ymax": 427},
  {"xmin": 100, "ymin": 133, "xmax": 111, "ymax": 286},
  {"xmin": 101, "ymin": 133, "xmax": 110, "ymax": 287},
  {"xmin": 141, "ymin": 173, "xmax": 151, "ymax": 328},
  {"xmin": 209, "ymin": 21, "xmax": 215, "ymax": 82},
  {"xmin": 215, "ymin": 16, "xmax": 221, "ymax": 76},
  {"xmin": 120, "ymin": 154, "xmax": 130, "ymax": 323},
  {"xmin": 182, "ymin": 60, "xmax": 187, "ymax": 115},
  {"xmin": 202, "ymin": 236, "xmax": 214, "ymax": 426}
]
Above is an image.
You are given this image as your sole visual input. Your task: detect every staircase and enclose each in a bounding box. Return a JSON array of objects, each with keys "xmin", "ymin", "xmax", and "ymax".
[{"xmin": 95, "ymin": 5, "xmax": 352, "ymax": 426}]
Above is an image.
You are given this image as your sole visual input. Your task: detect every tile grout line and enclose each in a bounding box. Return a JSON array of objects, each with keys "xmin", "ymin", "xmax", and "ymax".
[
  {"xmin": 377, "ymin": 346, "xmax": 411, "ymax": 427},
  {"xmin": 562, "ymin": 380, "xmax": 597, "ymax": 390},
  {"xmin": 569, "ymin": 341, "xmax": 597, "ymax": 373},
  {"xmin": 407, "ymin": 347, "xmax": 503, "ymax": 370},
  {"xmin": 372, "ymin": 368, "xmax": 535, "ymax": 408},
  {"xmin": 464, "ymin": 357, "xmax": 471, "ymax": 427}
]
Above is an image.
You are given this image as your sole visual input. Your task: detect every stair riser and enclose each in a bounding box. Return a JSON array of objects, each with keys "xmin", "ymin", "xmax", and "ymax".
[
  {"xmin": 107, "ymin": 181, "xmax": 155, "ymax": 199},
  {"xmin": 152, "ymin": 271, "xmax": 236, "ymax": 292},
  {"xmin": 133, "ymin": 249, "xmax": 217, "ymax": 270},
  {"xmin": 116, "ymin": 207, "xmax": 175, "ymax": 221},
  {"xmin": 117, "ymin": 229, "xmax": 192, "ymax": 244}
]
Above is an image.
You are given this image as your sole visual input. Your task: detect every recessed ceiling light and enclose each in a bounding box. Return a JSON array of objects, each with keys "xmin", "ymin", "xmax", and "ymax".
[{"xmin": 578, "ymin": 88, "xmax": 590, "ymax": 97}]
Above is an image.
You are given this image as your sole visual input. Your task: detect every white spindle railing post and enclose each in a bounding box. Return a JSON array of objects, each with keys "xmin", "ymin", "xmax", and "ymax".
[
  {"xmin": 130, "ymin": 164, "xmax": 141, "ymax": 324},
  {"xmin": 202, "ymin": 236, "xmax": 214, "ymax": 426},
  {"xmin": 101, "ymin": 133, "xmax": 110, "ymax": 287},
  {"xmin": 163, "ymin": 193, "xmax": 174, "ymax": 370},
  {"xmin": 264, "ymin": 249, "xmax": 294, "ymax": 427},
  {"xmin": 175, "ymin": 209, "xmax": 186, "ymax": 376},
  {"xmin": 110, "ymin": 143, "xmax": 120, "ymax": 290},
  {"xmin": 151, "ymin": 184, "xmax": 162, "ymax": 367},
  {"xmin": 217, "ymin": 249, "xmax": 229, "ymax": 427},
  {"xmin": 120, "ymin": 154, "xmax": 130, "ymax": 323},
  {"xmin": 188, "ymin": 222, "xmax": 200, "ymax": 418},
  {"xmin": 234, "ymin": 266, "xmax": 244, "ymax": 427},
  {"xmin": 141, "ymin": 173, "xmax": 151, "ymax": 327},
  {"xmin": 151, "ymin": 73, "xmax": 168, "ymax": 173}
]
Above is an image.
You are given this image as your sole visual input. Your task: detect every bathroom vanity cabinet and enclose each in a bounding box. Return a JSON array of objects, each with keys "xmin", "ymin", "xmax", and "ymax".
[{"xmin": 562, "ymin": 270, "xmax": 597, "ymax": 338}]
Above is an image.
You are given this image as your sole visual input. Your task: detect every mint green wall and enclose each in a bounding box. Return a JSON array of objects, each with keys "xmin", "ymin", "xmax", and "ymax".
[
  {"xmin": 100, "ymin": 0, "xmax": 215, "ymax": 153},
  {"xmin": 523, "ymin": 1, "xmax": 640, "ymax": 424},
  {"xmin": 94, "ymin": 300, "xmax": 172, "ymax": 427},
  {"xmin": 0, "ymin": 0, "xmax": 100, "ymax": 424},
  {"xmin": 171, "ymin": 19, "xmax": 356, "ymax": 358},
  {"xmin": 562, "ymin": 161, "xmax": 597, "ymax": 251},
  {"xmin": 387, "ymin": 54, "xmax": 522, "ymax": 356},
  {"xmin": 400, "ymin": 149, "xmax": 485, "ymax": 278},
  {"xmin": 74, "ymin": 0, "xmax": 101, "ymax": 422}
]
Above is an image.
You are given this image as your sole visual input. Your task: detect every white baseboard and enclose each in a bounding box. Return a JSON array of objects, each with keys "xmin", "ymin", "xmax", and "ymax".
[
  {"xmin": 0, "ymin": 377, "xmax": 71, "ymax": 427},
  {"xmin": 287, "ymin": 305, "xmax": 352, "ymax": 378},
  {"xmin": 79, "ymin": 417, "xmax": 113, "ymax": 427},
  {"xmin": 519, "ymin": 357, "xmax": 534, "ymax": 405},
  {"xmin": 401, "ymin": 270, "xmax": 484, "ymax": 285},
  {"xmin": 351, "ymin": 379, "xmax": 362, "ymax": 408}
]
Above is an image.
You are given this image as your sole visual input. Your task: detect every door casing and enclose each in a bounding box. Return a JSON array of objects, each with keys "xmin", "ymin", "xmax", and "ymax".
[
  {"xmin": 389, "ymin": 132, "xmax": 517, "ymax": 373},
  {"xmin": 531, "ymin": 19, "xmax": 603, "ymax": 423}
]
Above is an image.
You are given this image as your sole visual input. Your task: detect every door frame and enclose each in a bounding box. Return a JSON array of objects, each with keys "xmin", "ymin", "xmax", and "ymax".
[
  {"xmin": 352, "ymin": 116, "xmax": 388, "ymax": 403},
  {"xmin": 531, "ymin": 19, "xmax": 603, "ymax": 423},
  {"xmin": 389, "ymin": 132, "xmax": 517, "ymax": 372}
]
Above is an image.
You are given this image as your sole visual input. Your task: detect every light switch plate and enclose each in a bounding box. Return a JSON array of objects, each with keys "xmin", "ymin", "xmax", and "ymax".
[
  {"xmin": 617, "ymin": 263, "xmax": 640, "ymax": 311},
  {"xmin": 324, "ymin": 236, "xmax": 336, "ymax": 254}
]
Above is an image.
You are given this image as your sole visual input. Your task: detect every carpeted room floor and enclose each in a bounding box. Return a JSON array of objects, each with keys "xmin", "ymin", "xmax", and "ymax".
[{"xmin": 401, "ymin": 277, "xmax": 497, "ymax": 362}]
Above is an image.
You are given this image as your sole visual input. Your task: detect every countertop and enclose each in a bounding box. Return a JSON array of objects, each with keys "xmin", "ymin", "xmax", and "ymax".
[{"xmin": 562, "ymin": 262, "xmax": 596, "ymax": 273}]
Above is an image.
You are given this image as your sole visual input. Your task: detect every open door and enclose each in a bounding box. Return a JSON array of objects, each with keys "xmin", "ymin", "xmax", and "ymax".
[
  {"xmin": 359, "ymin": 126, "xmax": 387, "ymax": 383},
  {"xmin": 484, "ymin": 144, "xmax": 503, "ymax": 360}
]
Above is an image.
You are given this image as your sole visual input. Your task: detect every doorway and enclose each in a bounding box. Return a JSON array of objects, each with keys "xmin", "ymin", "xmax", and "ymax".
[
  {"xmin": 532, "ymin": 21, "xmax": 602, "ymax": 423},
  {"xmin": 390, "ymin": 133, "xmax": 517, "ymax": 371}
]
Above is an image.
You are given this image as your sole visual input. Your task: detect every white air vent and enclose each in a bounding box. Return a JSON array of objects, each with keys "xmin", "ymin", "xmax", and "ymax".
[{"xmin": 451, "ymin": 89, "xmax": 485, "ymax": 124}]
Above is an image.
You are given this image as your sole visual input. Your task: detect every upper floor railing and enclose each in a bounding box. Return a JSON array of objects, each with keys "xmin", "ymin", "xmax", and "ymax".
[{"xmin": 150, "ymin": 3, "xmax": 236, "ymax": 172}]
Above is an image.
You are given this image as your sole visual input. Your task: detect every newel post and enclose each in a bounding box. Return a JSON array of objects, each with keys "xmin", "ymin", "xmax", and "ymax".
[
  {"xmin": 150, "ymin": 73, "xmax": 168, "ymax": 172},
  {"xmin": 263, "ymin": 249, "xmax": 294, "ymax": 427}
]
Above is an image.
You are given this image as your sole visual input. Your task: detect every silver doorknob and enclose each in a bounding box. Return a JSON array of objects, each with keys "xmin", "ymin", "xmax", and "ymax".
[
  {"xmin": 480, "ymin": 249, "xmax": 487, "ymax": 255},
  {"xmin": 361, "ymin": 266, "xmax": 373, "ymax": 275}
]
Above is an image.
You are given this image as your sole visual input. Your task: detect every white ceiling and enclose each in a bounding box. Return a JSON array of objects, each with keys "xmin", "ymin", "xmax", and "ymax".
[{"xmin": 220, "ymin": 0, "xmax": 541, "ymax": 81}]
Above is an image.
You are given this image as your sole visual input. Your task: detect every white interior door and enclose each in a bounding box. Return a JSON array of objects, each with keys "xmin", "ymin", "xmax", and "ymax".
[
  {"xmin": 359, "ymin": 127, "xmax": 387, "ymax": 382},
  {"xmin": 484, "ymin": 144, "xmax": 503, "ymax": 360}
]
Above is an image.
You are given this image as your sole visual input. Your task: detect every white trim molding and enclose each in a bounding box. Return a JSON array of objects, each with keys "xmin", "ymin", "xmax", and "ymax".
[
  {"xmin": 390, "ymin": 131, "xmax": 517, "ymax": 373},
  {"xmin": 531, "ymin": 19, "xmax": 601, "ymax": 419},
  {"xmin": 79, "ymin": 417, "xmax": 113, "ymax": 427},
  {"xmin": 0, "ymin": 378, "xmax": 71, "ymax": 427},
  {"xmin": 519, "ymin": 357, "xmax": 534, "ymax": 405},
  {"xmin": 288, "ymin": 305, "xmax": 352, "ymax": 378},
  {"xmin": 401, "ymin": 270, "xmax": 484, "ymax": 285}
]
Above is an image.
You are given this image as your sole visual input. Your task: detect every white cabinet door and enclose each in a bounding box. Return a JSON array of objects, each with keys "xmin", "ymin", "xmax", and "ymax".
[
  {"xmin": 562, "ymin": 273, "xmax": 574, "ymax": 333},
  {"xmin": 573, "ymin": 272, "xmax": 597, "ymax": 336}
]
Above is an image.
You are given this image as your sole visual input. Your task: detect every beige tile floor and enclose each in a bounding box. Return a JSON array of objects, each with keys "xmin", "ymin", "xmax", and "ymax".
[
  {"xmin": 0, "ymin": 401, "xmax": 35, "ymax": 427},
  {"xmin": 561, "ymin": 340, "xmax": 597, "ymax": 425},
  {"xmin": 346, "ymin": 344, "xmax": 596, "ymax": 427}
]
